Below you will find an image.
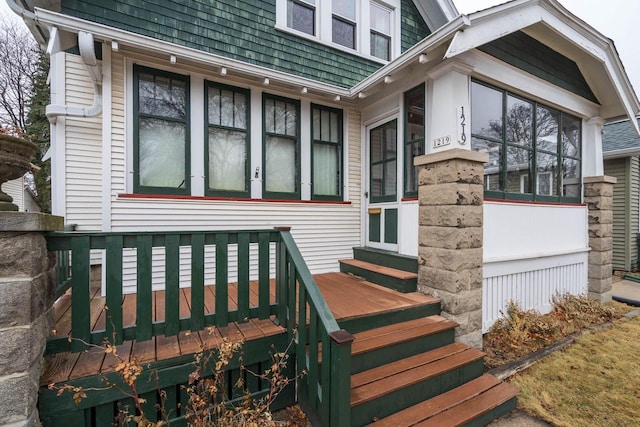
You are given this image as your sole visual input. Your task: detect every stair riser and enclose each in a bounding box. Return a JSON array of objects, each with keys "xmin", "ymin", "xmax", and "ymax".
[
  {"xmin": 461, "ymin": 397, "xmax": 518, "ymax": 427},
  {"xmin": 353, "ymin": 247, "xmax": 418, "ymax": 273},
  {"xmin": 339, "ymin": 303, "xmax": 441, "ymax": 335},
  {"xmin": 351, "ymin": 358, "xmax": 485, "ymax": 427},
  {"xmin": 339, "ymin": 263, "xmax": 416, "ymax": 293},
  {"xmin": 352, "ymin": 328, "xmax": 455, "ymax": 374}
]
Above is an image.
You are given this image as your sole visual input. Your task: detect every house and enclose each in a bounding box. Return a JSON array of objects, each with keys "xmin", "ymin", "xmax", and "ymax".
[
  {"xmin": 3, "ymin": 173, "xmax": 41, "ymax": 213},
  {"xmin": 10, "ymin": 0, "xmax": 640, "ymax": 425},
  {"xmin": 603, "ymin": 117, "xmax": 640, "ymax": 271}
]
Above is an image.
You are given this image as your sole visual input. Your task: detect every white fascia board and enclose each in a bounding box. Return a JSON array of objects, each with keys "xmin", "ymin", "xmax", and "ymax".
[
  {"xmin": 351, "ymin": 15, "xmax": 469, "ymax": 94},
  {"xmin": 412, "ymin": 0, "xmax": 459, "ymax": 31},
  {"xmin": 32, "ymin": 7, "xmax": 351, "ymax": 98}
]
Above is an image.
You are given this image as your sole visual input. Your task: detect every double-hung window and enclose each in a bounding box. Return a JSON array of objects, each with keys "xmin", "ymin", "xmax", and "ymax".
[
  {"xmin": 133, "ymin": 65, "xmax": 190, "ymax": 194},
  {"xmin": 404, "ymin": 84, "xmax": 425, "ymax": 197},
  {"xmin": 263, "ymin": 94, "xmax": 301, "ymax": 199},
  {"xmin": 471, "ymin": 80, "xmax": 582, "ymax": 203},
  {"xmin": 205, "ymin": 82, "xmax": 250, "ymax": 197},
  {"xmin": 332, "ymin": 0, "xmax": 356, "ymax": 49},
  {"xmin": 287, "ymin": 0, "xmax": 315, "ymax": 36},
  {"xmin": 312, "ymin": 104, "xmax": 343, "ymax": 200},
  {"xmin": 370, "ymin": 2, "xmax": 391, "ymax": 60}
]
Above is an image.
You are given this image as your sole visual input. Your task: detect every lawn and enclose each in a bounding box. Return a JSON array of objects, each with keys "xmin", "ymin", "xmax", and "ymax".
[{"xmin": 510, "ymin": 314, "xmax": 640, "ymax": 426}]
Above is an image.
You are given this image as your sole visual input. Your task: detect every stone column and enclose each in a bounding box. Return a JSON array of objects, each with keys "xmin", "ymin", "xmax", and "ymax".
[
  {"xmin": 583, "ymin": 176, "xmax": 616, "ymax": 303},
  {"xmin": 415, "ymin": 149, "xmax": 488, "ymax": 349},
  {"xmin": 0, "ymin": 212, "xmax": 63, "ymax": 427}
]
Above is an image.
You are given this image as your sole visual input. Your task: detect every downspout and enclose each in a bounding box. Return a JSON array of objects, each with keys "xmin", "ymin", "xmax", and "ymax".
[{"xmin": 45, "ymin": 31, "xmax": 103, "ymax": 124}]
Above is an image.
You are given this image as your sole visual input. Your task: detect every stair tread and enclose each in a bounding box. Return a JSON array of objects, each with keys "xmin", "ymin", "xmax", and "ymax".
[
  {"xmin": 414, "ymin": 381, "xmax": 519, "ymax": 427},
  {"xmin": 351, "ymin": 345, "xmax": 486, "ymax": 407},
  {"xmin": 352, "ymin": 316, "xmax": 457, "ymax": 356},
  {"xmin": 340, "ymin": 259, "xmax": 418, "ymax": 280},
  {"xmin": 368, "ymin": 374, "xmax": 508, "ymax": 426}
]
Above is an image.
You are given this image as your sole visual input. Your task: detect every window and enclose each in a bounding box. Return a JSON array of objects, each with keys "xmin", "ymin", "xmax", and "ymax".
[
  {"xmin": 133, "ymin": 65, "xmax": 190, "ymax": 194},
  {"xmin": 370, "ymin": 120, "xmax": 397, "ymax": 203},
  {"xmin": 404, "ymin": 84, "xmax": 424, "ymax": 197},
  {"xmin": 471, "ymin": 80, "xmax": 582, "ymax": 203},
  {"xmin": 370, "ymin": 2, "xmax": 391, "ymax": 60},
  {"xmin": 287, "ymin": 0, "xmax": 315, "ymax": 35},
  {"xmin": 205, "ymin": 82, "xmax": 250, "ymax": 197},
  {"xmin": 312, "ymin": 104, "xmax": 343, "ymax": 200},
  {"xmin": 263, "ymin": 94, "xmax": 300, "ymax": 199},
  {"xmin": 332, "ymin": 0, "xmax": 356, "ymax": 49}
]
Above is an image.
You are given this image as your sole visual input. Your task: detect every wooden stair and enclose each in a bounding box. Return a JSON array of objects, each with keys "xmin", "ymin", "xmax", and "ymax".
[{"xmin": 339, "ymin": 259, "xmax": 418, "ymax": 293}]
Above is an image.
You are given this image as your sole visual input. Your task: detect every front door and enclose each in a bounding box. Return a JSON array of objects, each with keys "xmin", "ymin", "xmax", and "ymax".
[{"xmin": 366, "ymin": 119, "xmax": 399, "ymax": 251}]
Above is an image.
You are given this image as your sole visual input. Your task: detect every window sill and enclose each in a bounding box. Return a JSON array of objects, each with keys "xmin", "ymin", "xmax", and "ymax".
[
  {"xmin": 401, "ymin": 197, "xmax": 418, "ymax": 202},
  {"xmin": 485, "ymin": 198, "xmax": 585, "ymax": 207},
  {"xmin": 117, "ymin": 193, "xmax": 352, "ymax": 205}
]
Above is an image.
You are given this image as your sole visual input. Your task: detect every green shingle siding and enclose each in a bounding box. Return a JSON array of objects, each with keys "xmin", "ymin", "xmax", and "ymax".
[
  {"xmin": 61, "ymin": 0, "xmax": 384, "ymax": 87},
  {"xmin": 401, "ymin": 0, "xmax": 431, "ymax": 53},
  {"xmin": 478, "ymin": 31, "xmax": 598, "ymax": 104}
]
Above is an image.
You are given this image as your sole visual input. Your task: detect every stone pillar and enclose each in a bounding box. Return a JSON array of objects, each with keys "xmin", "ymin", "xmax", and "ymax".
[
  {"xmin": 0, "ymin": 212, "xmax": 63, "ymax": 427},
  {"xmin": 415, "ymin": 149, "xmax": 488, "ymax": 349},
  {"xmin": 583, "ymin": 176, "xmax": 616, "ymax": 303}
]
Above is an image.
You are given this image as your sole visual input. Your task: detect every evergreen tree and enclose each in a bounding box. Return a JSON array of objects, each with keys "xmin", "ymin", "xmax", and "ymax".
[{"xmin": 23, "ymin": 52, "xmax": 51, "ymax": 213}]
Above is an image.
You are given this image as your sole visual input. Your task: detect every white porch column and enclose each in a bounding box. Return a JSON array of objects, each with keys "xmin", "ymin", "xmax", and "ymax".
[
  {"xmin": 426, "ymin": 61, "xmax": 473, "ymax": 155},
  {"xmin": 583, "ymin": 116, "xmax": 605, "ymax": 177}
]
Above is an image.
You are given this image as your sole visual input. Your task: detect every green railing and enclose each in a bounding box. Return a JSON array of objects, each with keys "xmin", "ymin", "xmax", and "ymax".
[
  {"xmin": 45, "ymin": 227, "xmax": 352, "ymax": 425},
  {"xmin": 276, "ymin": 227, "xmax": 353, "ymax": 427},
  {"xmin": 54, "ymin": 249, "xmax": 72, "ymax": 299}
]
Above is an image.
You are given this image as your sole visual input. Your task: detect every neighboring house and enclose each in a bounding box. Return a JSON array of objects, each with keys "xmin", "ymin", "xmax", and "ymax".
[
  {"xmin": 11, "ymin": 0, "xmax": 640, "ymax": 332},
  {"xmin": 603, "ymin": 118, "xmax": 640, "ymax": 271},
  {"xmin": 3, "ymin": 174, "xmax": 41, "ymax": 213}
]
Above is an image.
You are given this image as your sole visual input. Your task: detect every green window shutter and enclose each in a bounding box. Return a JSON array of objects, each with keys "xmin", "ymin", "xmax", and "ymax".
[
  {"xmin": 133, "ymin": 65, "xmax": 190, "ymax": 195},
  {"xmin": 204, "ymin": 81, "xmax": 251, "ymax": 198},
  {"xmin": 311, "ymin": 103, "xmax": 343, "ymax": 201},
  {"xmin": 262, "ymin": 93, "xmax": 301, "ymax": 200}
]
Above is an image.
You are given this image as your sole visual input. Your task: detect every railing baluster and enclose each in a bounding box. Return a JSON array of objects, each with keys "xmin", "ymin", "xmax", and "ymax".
[
  {"xmin": 237, "ymin": 232, "xmax": 250, "ymax": 322},
  {"xmin": 165, "ymin": 234, "xmax": 180, "ymax": 336},
  {"xmin": 297, "ymin": 285, "xmax": 308, "ymax": 402},
  {"xmin": 105, "ymin": 235, "xmax": 123, "ymax": 345},
  {"xmin": 308, "ymin": 306, "xmax": 318, "ymax": 408},
  {"xmin": 329, "ymin": 330, "xmax": 355, "ymax": 427},
  {"xmin": 71, "ymin": 235, "xmax": 91, "ymax": 352},
  {"xmin": 215, "ymin": 233, "xmax": 229, "ymax": 326},
  {"xmin": 136, "ymin": 235, "xmax": 153, "ymax": 341},
  {"xmin": 276, "ymin": 232, "xmax": 287, "ymax": 324},
  {"xmin": 288, "ymin": 260, "xmax": 297, "ymax": 335},
  {"xmin": 320, "ymin": 332, "xmax": 332, "ymax": 424},
  {"xmin": 258, "ymin": 232, "xmax": 270, "ymax": 319},
  {"xmin": 190, "ymin": 233, "xmax": 205, "ymax": 331}
]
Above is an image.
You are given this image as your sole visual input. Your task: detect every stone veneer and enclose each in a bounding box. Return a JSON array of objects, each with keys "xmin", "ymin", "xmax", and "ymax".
[
  {"xmin": 0, "ymin": 212, "xmax": 63, "ymax": 427},
  {"xmin": 415, "ymin": 149, "xmax": 488, "ymax": 349},
  {"xmin": 583, "ymin": 176, "xmax": 616, "ymax": 303}
]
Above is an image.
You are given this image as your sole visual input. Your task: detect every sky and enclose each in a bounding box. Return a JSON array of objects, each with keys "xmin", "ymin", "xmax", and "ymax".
[{"xmin": 1, "ymin": 0, "xmax": 638, "ymax": 92}]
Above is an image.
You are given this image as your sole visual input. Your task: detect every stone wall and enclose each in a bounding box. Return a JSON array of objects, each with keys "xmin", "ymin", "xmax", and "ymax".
[
  {"xmin": 0, "ymin": 212, "xmax": 63, "ymax": 427},
  {"xmin": 415, "ymin": 149, "xmax": 488, "ymax": 349}
]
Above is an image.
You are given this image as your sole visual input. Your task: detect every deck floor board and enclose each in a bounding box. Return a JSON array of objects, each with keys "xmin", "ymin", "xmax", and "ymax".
[{"xmin": 42, "ymin": 272, "xmax": 437, "ymax": 385}]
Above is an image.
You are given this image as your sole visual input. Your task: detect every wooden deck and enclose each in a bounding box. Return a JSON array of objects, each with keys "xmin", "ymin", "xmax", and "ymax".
[{"xmin": 42, "ymin": 272, "xmax": 436, "ymax": 386}]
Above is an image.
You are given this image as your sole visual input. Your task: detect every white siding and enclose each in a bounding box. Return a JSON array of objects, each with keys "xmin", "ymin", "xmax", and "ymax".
[
  {"xmin": 64, "ymin": 53, "xmax": 103, "ymax": 231},
  {"xmin": 3, "ymin": 178, "xmax": 24, "ymax": 211}
]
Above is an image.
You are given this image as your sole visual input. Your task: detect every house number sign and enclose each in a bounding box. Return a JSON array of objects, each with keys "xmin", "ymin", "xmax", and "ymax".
[{"xmin": 433, "ymin": 135, "xmax": 451, "ymax": 148}]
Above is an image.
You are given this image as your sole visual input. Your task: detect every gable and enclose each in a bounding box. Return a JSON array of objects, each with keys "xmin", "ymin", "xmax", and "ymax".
[
  {"xmin": 401, "ymin": 0, "xmax": 432, "ymax": 52},
  {"xmin": 478, "ymin": 31, "xmax": 598, "ymax": 104},
  {"xmin": 60, "ymin": 0, "xmax": 383, "ymax": 88}
]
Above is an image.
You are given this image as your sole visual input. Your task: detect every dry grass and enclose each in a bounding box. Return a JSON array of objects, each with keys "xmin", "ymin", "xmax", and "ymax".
[
  {"xmin": 483, "ymin": 294, "xmax": 629, "ymax": 368},
  {"xmin": 511, "ymin": 315, "xmax": 640, "ymax": 426}
]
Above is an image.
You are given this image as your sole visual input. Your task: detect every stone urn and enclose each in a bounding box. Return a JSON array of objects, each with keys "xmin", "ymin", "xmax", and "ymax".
[{"xmin": 0, "ymin": 134, "xmax": 38, "ymax": 211}]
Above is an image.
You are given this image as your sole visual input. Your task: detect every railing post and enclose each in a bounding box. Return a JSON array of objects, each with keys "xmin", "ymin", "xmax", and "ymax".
[
  {"xmin": 275, "ymin": 227, "xmax": 292, "ymax": 326},
  {"xmin": 328, "ymin": 329, "xmax": 354, "ymax": 427}
]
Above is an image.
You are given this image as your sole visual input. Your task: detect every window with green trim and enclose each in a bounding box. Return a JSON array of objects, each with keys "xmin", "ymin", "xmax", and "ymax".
[
  {"xmin": 312, "ymin": 104, "xmax": 343, "ymax": 200},
  {"xmin": 263, "ymin": 94, "xmax": 300, "ymax": 199},
  {"xmin": 370, "ymin": 119, "xmax": 397, "ymax": 203},
  {"xmin": 133, "ymin": 65, "xmax": 190, "ymax": 195},
  {"xmin": 471, "ymin": 80, "xmax": 581, "ymax": 203},
  {"xmin": 205, "ymin": 82, "xmax": 250, "ymax": 197},
  {"xmin": 404, "ymin": 84, "xmax": 425, "ymax": 198}
]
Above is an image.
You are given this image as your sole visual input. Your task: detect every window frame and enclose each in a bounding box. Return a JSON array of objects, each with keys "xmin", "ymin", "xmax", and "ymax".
[
  {"xmin": 369, "ymin": 1, "xmax": 392, "ymax": 61},
  {"xmin": 403, "ymin": 84, "xmax": 425, "ymax": 198},
  {"xmin": 311, "ymin": 103, "xmax": 344, "ymax": 201},
  {"xmin": 471, "ymin": 79, "xmax": 582, "ymax": 204},
  {"xmin": 262, "ymin": 93, "xmax": 301, "ymax": 200},
  {"xmin": 370, "ymin": 119, "xmax": 398, "ymax": 204},
  {"xmin": 133, "ymin": 64, "xmax": 191, "ymax": 195},
  {"xmin": 204, "ymin": 81, "xmax": 251, "ymax": 198},
  {"xmin": 287, "ymin": 0, "xmax": 316, "ymax": 36}
]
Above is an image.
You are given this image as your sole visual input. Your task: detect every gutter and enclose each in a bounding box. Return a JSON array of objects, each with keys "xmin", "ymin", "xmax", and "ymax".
[
  {"xmin": 45, "ymin": 30, "xmax": 103, "ymax": 124},
  {"xmin": 5, "ymin": 0, "xmax": 47, "ymax": 46},
  {"xmin": 603, "ymin": 147, "xmax": 640, "ymax": 160}
]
